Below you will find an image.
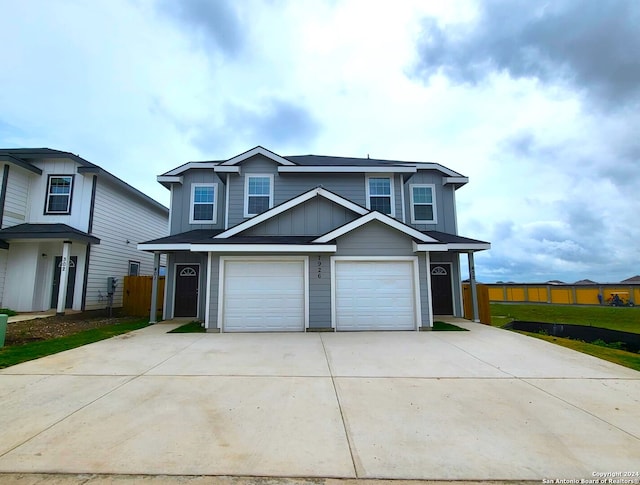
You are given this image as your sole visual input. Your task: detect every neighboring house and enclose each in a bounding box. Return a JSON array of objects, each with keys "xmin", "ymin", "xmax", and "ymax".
[
  {"xmin": 621, "ymin": 275, "xmax": 640, "ymax": 284},
  {"xmin": 0, "ymin": 148, "xmax": 169, "ymax": 313},
  {"xmin": 139, "ymin": 146, "xmax": 490, "ymax": 332}
]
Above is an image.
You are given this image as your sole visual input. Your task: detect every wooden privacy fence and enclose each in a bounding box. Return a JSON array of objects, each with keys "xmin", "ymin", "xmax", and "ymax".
[
  {"xmin": 123, "ymin": 276, "xmax": 165, "ymax": 317},
  {"xmin": 486, "ymin": 284, "xmax": 640, "ymax": 306},
  {"xmin": 461, "ymin": 283, "xmax": 491, "ymax": 324}
]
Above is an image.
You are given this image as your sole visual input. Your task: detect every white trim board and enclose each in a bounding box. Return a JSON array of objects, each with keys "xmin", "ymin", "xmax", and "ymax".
[
  {"xmin": 278, "ymin": 166, "xmax": 416, "ymax": 173},
  {"xmin": 215, "ymin": 187, "xmax": 368, "ymax": 239},
  {"xmin": 191, "ymin": 244, "xmax": 336, "ymax": 253},
  {"xmin": 222, "ymin": 146, "xmax": 296, "ymax": 166},
  {"xmin": 313, "ymin": 212, "xmax": 439, "ymax": 243}
]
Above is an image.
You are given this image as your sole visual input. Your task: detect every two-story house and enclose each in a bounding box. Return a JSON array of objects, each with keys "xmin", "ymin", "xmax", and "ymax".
[
  {"xmin": 0, "ymin": 148, "xmax": 169, "ymax": 314},
  {"xmin": 139, "ymin": 146, "xmax": 490, "ymax": 331}
]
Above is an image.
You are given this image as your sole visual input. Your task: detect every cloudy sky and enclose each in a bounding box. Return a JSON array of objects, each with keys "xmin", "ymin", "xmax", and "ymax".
[{"xmin": 1, "ymin": 0, "xmax": 638, "ymax": 283}]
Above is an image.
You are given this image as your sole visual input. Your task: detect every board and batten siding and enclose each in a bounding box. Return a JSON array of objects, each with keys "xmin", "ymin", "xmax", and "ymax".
[
  {"xmin": 85, "ymin": 178, "xmax": 168, "ymax": 310},
  {"xmin": 2, "ymin": 165, "xmax": 31, "ymax": 228},
  {"xmin": 334, "ymin": 221, "xmax": 431, "ymax": 326},
  {"xmin": 243, "ymin": 197, "xmax": 359, "ymax": 236}
]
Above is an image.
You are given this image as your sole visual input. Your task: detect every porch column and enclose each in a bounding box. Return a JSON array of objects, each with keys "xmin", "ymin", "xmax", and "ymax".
[
  {"xmin": 56, "ymin": 240, "xmax": 72, "ymax": 316},
  {"xmin": 149, "ymin": 251, "xmax": 160, "ymax": 324},
  {"xmin": 467, "ymin": 251, "xmax": 479, "ymax": 322}
]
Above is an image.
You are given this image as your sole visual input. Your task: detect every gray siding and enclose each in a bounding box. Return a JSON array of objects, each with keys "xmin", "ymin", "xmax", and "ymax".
[
  {"xmin": 170, "ymin": 171, "xmax": 226, "ymax": 234},
  {"xmin": 207, "ymin": 254, "xmax": 220, "ymax": 330},
  {"xmin": 402, "ymin": 170, "xmax": 457, "ymax": 233},
  {"xmin": 309, "ymin": 254, "xmax": 331, "ymax": 328},
  {"xmin": 243, "ymin": 197, "xmax": 359, "ymax": 236}
]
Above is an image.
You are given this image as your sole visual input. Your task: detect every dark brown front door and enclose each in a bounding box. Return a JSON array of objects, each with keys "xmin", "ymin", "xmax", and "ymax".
[
  {"xmin": 174, "ymin": 264, "xmax": 199, "ymax": 317},
  {"xmin": 430, "ymin": 263, "xmax": 453, "ymax": 315},
  {"xmin": 51, "ymin": 256, "xmax": 77, "ymax": 309}
]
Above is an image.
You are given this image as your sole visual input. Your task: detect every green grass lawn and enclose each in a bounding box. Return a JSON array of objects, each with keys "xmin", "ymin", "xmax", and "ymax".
[
  {"xmin": 519, "ymin": 331, "xmax": 640, "ymax": 372},
  {"xmin": 0, "ymin": 319, "xmax": 149, "ymax": 369},
  {"xmin": 490, "ymin": 303, "xmax": 640, "ymax": 372},
  {"xmin": 490, "ymin": 302, "xmax": 640, "ymax": 333},
  {"xmin": 168, "ymin": 321, "xmax": 206, "ymax": 333}
]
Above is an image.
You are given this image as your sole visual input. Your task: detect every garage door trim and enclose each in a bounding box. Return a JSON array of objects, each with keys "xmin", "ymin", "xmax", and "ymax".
[
  {"xmin": 217, "ymin": 256, "xmax": 309, "ymax": 332},
  {"xmin": 330, "ymin": 256, "xmax": 422, "ymax": 331}
]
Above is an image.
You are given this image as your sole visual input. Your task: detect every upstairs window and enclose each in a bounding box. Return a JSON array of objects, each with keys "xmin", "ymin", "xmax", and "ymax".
[
  {"xmin": 245, "ymin": 175, "xmax": 273, "ymax": 216},
  {"xmin": 410, "ymin": 184, "xmax": 437, "ymax": 223},
  {"xmin": 45, "ymin": 175, "xmax": 73, "ymax": 214},
  {"xmin": 190, "ymin": 183, "xmax": 217, "ymax": 224},
  {"xmin": 366, "ymin": 175, "xmax": 394, "ymax": 216}
]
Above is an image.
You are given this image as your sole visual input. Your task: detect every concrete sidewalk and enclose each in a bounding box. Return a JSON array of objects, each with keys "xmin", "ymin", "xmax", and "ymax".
[{"xmin": 0, "ymin": 321, "xmax": 638, "ymax": 482}]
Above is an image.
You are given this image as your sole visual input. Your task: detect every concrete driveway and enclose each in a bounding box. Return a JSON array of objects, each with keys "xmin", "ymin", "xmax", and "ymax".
[{"xmin": 0, "ymin": 320, "xmax": 639, "ymax": 482}]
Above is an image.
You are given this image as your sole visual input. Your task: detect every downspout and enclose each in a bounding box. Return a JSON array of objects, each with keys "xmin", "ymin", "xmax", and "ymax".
[
  {"xmin": 399, "ymin": 174, "xmax": 406, "ymax": 223},
  {"xmin": 425, "ymin": 251, "xmax": 434, "ymax": 328},
  {"xmin": 81, "ymin": 175, "xmax": 98, "ymax": 310},
  {"xmin": 225, "ymin": 173, "xmax": 230, "ymax": 229},
  {"xmin": 205, "ymin": 251, "xmax": 212, "ymax": 329}
]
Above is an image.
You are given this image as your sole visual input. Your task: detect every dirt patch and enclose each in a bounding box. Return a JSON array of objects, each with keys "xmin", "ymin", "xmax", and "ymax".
[{"xmin": 4, "ymin": 311, "xmax": 142, "ymax": 346}]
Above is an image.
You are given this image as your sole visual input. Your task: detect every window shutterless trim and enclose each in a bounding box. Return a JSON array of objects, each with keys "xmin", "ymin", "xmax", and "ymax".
[
  {"xmin": 44, "ymin": 174, "xmax": 74, "ymax": 215},
  {"xmin": 128, "ymin": 260, "xmax": 141, "ymax": 276},
  {"xmin": 189, "ymin": 183, "xmax": 218, "ymax": 224},
  {"xmin": 365, "ymin": 174, "xmax": 394, "ymax": 217},
  {"xmin": 244, "ymin": 174, "xmax": 274, "ymax": 217},
  {"xmin": 409, "ymin": 183, "xmax": 437, "ymax": 224}
]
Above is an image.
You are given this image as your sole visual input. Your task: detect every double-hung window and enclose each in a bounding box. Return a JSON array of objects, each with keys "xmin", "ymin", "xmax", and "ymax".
[
  {"xmin": 45, "ymin": 175, "xmax": 74, "ymax": 214},
  {"xmin": 245, "ymin": 175, "xmax": 273, "ymax": 217},
  {"xmin": 190, "ymin": 183, "xmax": 217, "ymax": 223},
  {"xmin": 410, "ymin": 184, "xmax": 437, "ymax": 223},
  {"xmin": 366, "ymin": 175, "xmax": 394, "ymax": 216}
]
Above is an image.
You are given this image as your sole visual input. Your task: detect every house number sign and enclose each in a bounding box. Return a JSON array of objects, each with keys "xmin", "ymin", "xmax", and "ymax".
[{"xmin": 317, "ymin": 255, "xmax": 322, "ymax": 278}]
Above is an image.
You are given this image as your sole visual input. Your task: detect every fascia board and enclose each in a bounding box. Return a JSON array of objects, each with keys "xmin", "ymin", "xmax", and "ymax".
[
  {"xmin": 190, "ymin": 244, "xmax": 337, "ymax": 252},
  {"xmin": 221, "ymin": 146, "xmax": 295, "ymax": 166},
  {"xmin": 443, "ymin": 177, "xmax": 469, "ymax": 185},
  {"xmin": 0, "ymin": 154, "xmax": 43, "ymax": 174},
  {"xmin": 278, "ymin": 166, "xmax": 416, "ymax": 173},
  {"xmin": 313, "ymin": 212, "xmax": 437, "ymax": 243},
  {"xmin": 157, "ymin": 175, "xmax": 183, "ymax": 184},
  {"xmin": 416, "ymin": 163, "xmax": 464, "ymax": 177},
  {"xmin": 164, "ymin": 162, "xmax": 219, "ymax": 175},
  {"xmin": 137, "ymin": 243, "xmax": 191, "ymax": 251},
  {"xmin": 215, "ymin": 187, "xmax": 367, "ymax": 239},
  {"xmin": 413, "ymin": 242, "xmax": 448, "ymax": 252},
  {"xmin": 447, "ymin": 242, "xmax": 491, "ymax": 251},
  {"xmin": 213, "ymin": 166, "xmax": 241, "ymax": 173}
]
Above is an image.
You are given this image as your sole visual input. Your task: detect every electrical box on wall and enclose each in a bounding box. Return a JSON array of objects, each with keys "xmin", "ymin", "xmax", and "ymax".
[{"xmin": 107, "ymin": 277, "xmax": 117, "ymax": 295}]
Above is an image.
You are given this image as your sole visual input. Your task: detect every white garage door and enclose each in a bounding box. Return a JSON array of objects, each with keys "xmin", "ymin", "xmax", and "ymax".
[
  {"xmin": 222, "ymin": 259, "xmax": 305, "ymax": 332},
  {"xmin": 335, "ymin": 260, "xmax": 417, "ymax": 331}
]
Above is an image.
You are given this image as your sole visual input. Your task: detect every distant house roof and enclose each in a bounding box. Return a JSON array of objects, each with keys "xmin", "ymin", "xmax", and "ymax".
[
  {"xmin": 0, "ymin": 223, "xmax": 100, "ymax": 245},
  {"xmin": 0, "ymin": 148, "xmax": 168, "ymax": 215},
  {"xmin": 546, "ymin": 280, "xmax": 565, "ymax": 285},
  {"xmin": 621, "ymin": 275, "xmax": 640, "ymax": 284},
  {"xmin": 574, "ymin": 279, "xmax": 598, "ymax": 285}
]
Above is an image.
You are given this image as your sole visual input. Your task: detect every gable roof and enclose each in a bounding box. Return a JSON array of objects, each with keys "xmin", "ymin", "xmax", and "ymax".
[
  {"xmin": 214, "ymin": 186, "xmax": 368, "ymax": 239},
  {"xmin": 313, "ymin": 211, "xmax": 440, "ymax": 244},
  {"xmin": 221, "ymin": 146, "xmax": 295, "ymax": 166},
  {"xmin": 157, "ymin": 147, "xmax": 468, "ymax": 185},
  {"xmin": 621, "ymin": 275, "xmax": 640, "ymax": 284}
]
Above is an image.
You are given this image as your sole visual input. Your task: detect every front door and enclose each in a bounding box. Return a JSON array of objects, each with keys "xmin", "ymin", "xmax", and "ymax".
[
  {"xmin": 430, "ymin": 263, "xmax": 453, "ymax": 315},
  {"xmin": 51, "ymin": 256, "xmax": 77, "ymax": 309},
  {"xmin": 174, "ymin": 264, "xmax": 199, "ymax": 317}
]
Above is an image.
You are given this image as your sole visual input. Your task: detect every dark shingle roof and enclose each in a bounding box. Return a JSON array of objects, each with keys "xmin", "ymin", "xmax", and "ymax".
[
  {"xmin": 0, "ymin": 223, "xmax": 100, "ymax": 245},
  {"xmin": 285, "ymin": 154, "xmax": 417, "ymax": 167},
  {"xmin": 424, "ymin": 231, "xmax": 490, "ymax": 245}
]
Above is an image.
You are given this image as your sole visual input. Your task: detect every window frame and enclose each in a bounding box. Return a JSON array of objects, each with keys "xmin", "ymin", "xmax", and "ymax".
[
  {"xmin": 128, "ymin": 260, "xmax": 141, "ymax": 276},
  {"xmin": 365, "ymin": 174, "xmax": 395, "ymax": 217},
  {"xmin": 409, "ymin": 183, "xmax": 437, "ymax": 224},
  {"xmin": 244, "ymin": 174, "xmax": 274, "ymax": 217},
  {"xmin": 44, "ymin": 174, "xmax": 74, "ymax": 215},
  {"xmin": 189, "ymin": 183, "xmax": 218, "ymax": 224}
]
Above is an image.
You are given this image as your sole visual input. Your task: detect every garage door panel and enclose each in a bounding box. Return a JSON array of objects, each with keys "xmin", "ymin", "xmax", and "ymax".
[
  {"xmin": 223, "ymin": 260, "xmax": 305, "ymax": 332},
  {"xmin": 335, "ymin": 260, "xmax": 416, "ymax": 331}
]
